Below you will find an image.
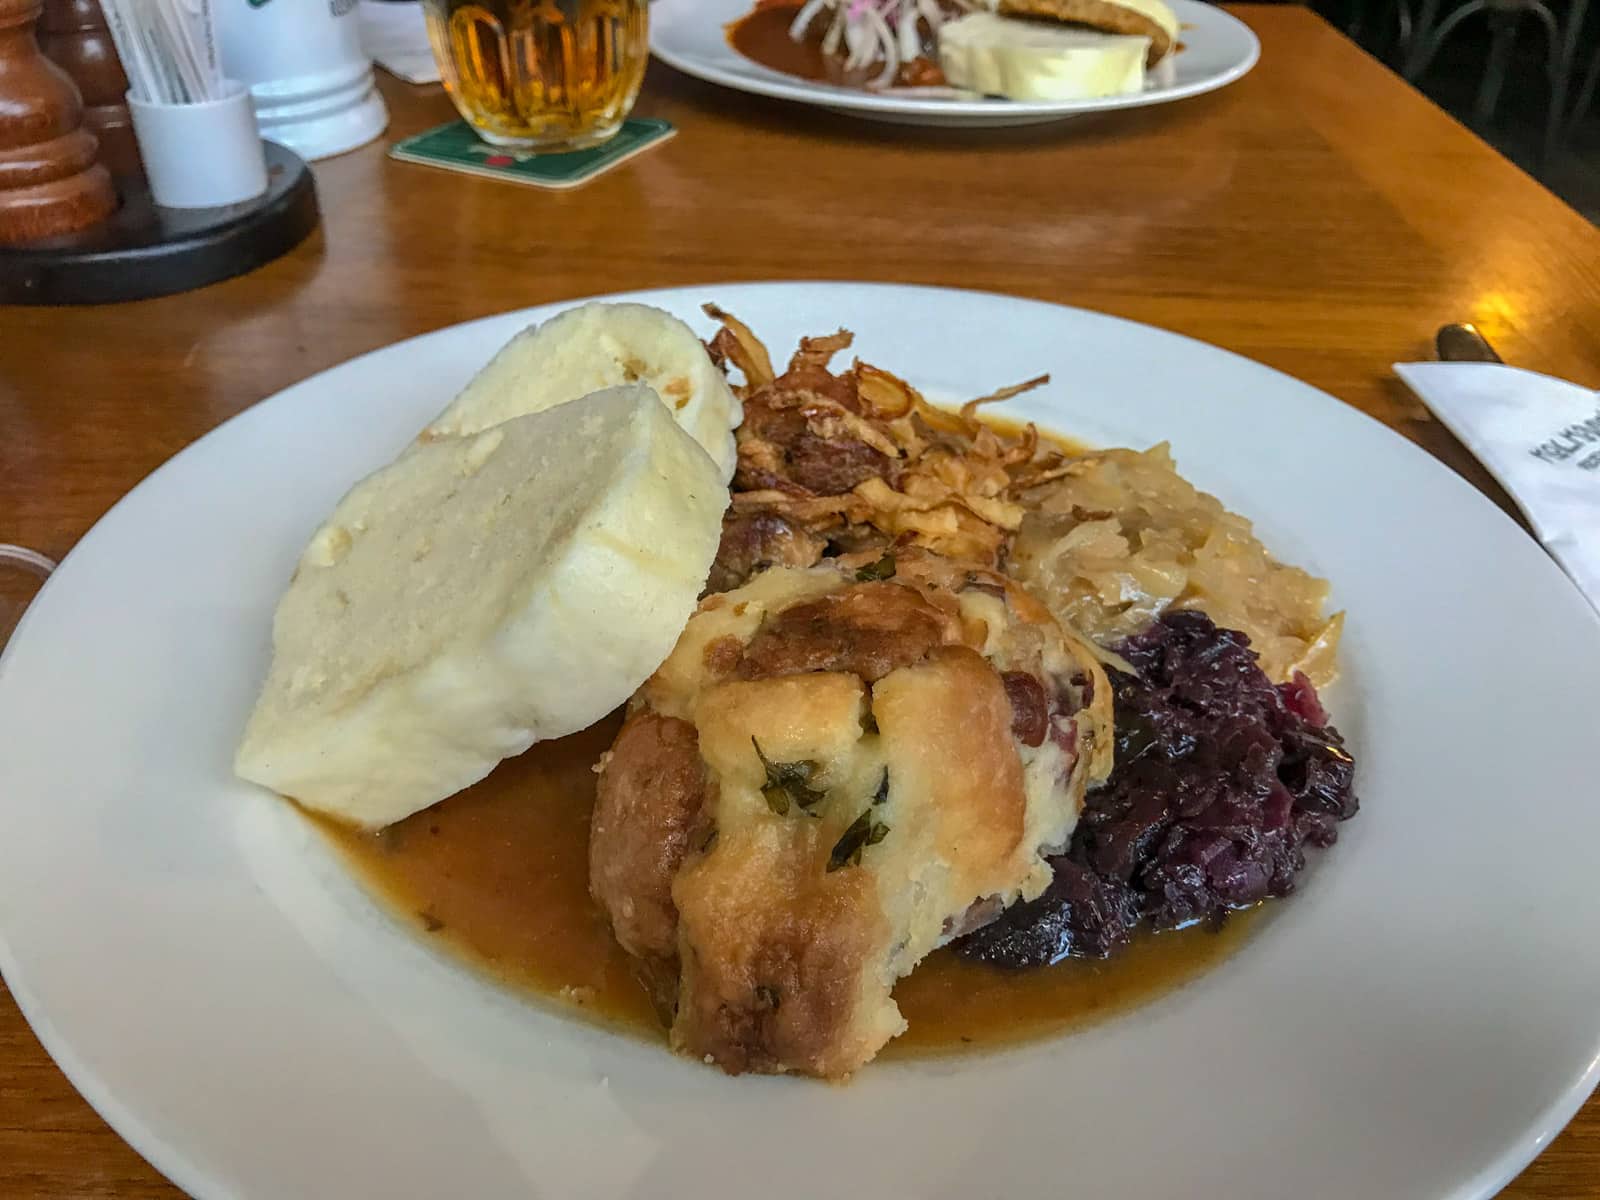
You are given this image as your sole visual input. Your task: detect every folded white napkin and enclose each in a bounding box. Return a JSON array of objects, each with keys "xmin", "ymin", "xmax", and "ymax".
[
  {"xmin": 1395, "ymin": 361, "xmax": 1600, "ymax": 613},
  {"xmin": 358, "ymin": 0, "xmax": 441, "ymax": 85}
]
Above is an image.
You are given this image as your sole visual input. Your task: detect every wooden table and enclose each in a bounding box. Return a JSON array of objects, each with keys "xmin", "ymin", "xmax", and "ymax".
[{"xmin": 3, "ymin": 6, "xmax": 1598, "ymax": 1196}]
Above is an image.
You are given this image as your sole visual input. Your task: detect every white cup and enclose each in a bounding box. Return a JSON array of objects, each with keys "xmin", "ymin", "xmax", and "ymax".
[
  {"xmin": 127, "ymin": 80, "xmax": 270, "ymax": 209},
  {"xmin": 216, "ymin": 0, "xmax": 389, "ymax": 161}
]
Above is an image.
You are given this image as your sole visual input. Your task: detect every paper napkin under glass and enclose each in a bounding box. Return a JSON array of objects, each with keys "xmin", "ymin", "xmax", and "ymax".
[
  {"xmin": 1395, "ymin": 361, "xmax": 1600, "ymax": 614},
  {"xmin": 359, "ymin": 0, "xmax": 441, "ymax": 84}
]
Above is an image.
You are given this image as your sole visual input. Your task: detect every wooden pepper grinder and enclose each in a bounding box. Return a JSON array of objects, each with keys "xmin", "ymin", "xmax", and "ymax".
[
  {"xmin": 0, "ymin": 0, "xmax": 116, "ymax": 245},
  {"xmin": 39, "ymin": 0, "xmax": 142, "ymax": 178}
]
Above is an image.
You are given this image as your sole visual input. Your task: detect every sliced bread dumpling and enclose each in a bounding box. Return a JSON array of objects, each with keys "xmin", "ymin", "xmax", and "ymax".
[
  {"xmin": 236, "ymin": 384, "xmax": 728, "ymax": 830},
  {"xmin": 940, "ymin": 12, "xmax": 1151, "ymax": 100},
  {"xmin": 423, "ymin": 302, "xmax": 742, "ymax": 482}
]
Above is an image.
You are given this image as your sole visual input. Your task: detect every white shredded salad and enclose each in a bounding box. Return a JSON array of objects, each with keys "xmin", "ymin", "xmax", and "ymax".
[{"xmin": 787, "ymin": 0, "xmax": 982, "ymax": 87}]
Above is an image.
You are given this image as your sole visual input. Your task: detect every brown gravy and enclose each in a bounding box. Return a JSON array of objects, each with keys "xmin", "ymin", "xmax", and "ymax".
[
  {"xmin": 725, "ymin": 3, "xmax": 946, "ymax": 89},
  {"xmin": 727, "ymin": 5, "xmax": 838, "ymax": 86},
  {"xmin": 318, "ymin": 716, "xmax": 1261, "ymax": 1055}
]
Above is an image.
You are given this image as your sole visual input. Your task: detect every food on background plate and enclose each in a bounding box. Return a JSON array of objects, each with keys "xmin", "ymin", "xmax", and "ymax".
[
  {"xmin": 732, "ymin": 0, "xmax": 1180, "ymax": 100},
  {"xmin": 237, "ymin": 297, "xmax": 1359, "ymax": 1082},
  {"xmin": 997, "ymin": 0, "xmax": 1178, "ymax": 62},
  {"xmin": 779, "ymin": 0, "xmax": 976, "ymax": 87},
  {"xmin": 423, "ymin": 301, "xmax": 743, "ymax": 482},
  {"xmin": 592, "ymin": 554, "xmax": 1111, "ymax": 1076},
  {"xmin": 938, "ymin": 13, "xmax": 1151, "ymax": 101},
  {"xmin": 235, "ymin": 384, "xmax": 729, "ymax": 829}
]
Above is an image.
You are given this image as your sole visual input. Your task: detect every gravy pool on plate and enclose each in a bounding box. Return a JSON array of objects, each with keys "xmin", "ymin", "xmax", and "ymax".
[{"xmin": 316, "ymin": 715, "xmax": 1262, "ymax": 1055}]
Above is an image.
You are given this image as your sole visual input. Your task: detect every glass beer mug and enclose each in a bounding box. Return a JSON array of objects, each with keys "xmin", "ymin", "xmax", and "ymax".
[{"xmin": 423, "ymin": 0, "xmax": 649, "ymax": 151}]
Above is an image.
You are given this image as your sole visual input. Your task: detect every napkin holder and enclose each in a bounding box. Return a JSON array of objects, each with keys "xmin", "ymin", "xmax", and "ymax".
[{"xmin": 0, "ymin": 139, "xmax": 319, "ymax": 303}]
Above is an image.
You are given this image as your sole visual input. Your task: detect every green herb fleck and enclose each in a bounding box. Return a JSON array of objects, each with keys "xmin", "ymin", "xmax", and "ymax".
[
  {"xmin": 753, "ymin": 737, "xmax": 826, "ymax": 816},
  {"xmin": 854, "ymin": 554, "xmax": 897, "ymax": 582},
  {"xmin": 873, "ymin": 769, "xmax": 890, "ymax": 805},
  {"xmin": 828, "ymin": 809, "xmax": 891, "ymax": 872}
]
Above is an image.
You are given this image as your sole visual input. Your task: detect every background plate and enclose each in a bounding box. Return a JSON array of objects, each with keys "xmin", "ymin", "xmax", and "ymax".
[
  {"xmin": 2, "ymin": 283, "xmax": 1599, "ymax": 1200},
  {"xmin": 649, "ymin": 0, "xmax": 1260, "ymax": 126}
]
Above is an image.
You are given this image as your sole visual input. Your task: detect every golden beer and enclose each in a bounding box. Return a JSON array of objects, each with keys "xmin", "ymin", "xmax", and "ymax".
[{"xmin": 422, "ymin": 0, "xmax": 649, "ymax": 151}]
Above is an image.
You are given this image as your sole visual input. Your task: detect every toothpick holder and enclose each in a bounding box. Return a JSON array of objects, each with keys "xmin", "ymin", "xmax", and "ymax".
[{"xmin": 127, "ymin": 78, "xmax": 268, "ymax": 208}]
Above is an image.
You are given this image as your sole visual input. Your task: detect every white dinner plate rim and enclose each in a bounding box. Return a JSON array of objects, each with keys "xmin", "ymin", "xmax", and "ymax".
[
  {"xmin": 2, "ymin": 280, "xmax": 1599, "ymax": 1200},
  {"xmin": 647, "ymin": 0, "xmax": 1261, "ymax": 122}
]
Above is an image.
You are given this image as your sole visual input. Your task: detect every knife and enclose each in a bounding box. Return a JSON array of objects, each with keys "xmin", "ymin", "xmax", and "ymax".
[
  {"xmin": 1424, "ymin": 324, "xmax": 1540, "ymax": 535},
  {"xmin": 1435, "ymin": 323, "xmax": 1504, "ymax": 363}
]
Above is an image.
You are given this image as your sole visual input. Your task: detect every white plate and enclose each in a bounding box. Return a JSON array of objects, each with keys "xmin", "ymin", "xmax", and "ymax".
[
  {"xmin": 649, "ymin": 0, "xmax": 1259, "ymax": 126},
  {"xmin": 3, "ymin": 283, "xmax": 1600, "ymax": 1200}
]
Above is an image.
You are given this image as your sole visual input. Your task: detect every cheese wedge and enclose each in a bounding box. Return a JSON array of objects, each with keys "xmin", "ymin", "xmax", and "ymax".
[
  {"xmin": 940, "ymin": 13, "xmax": 1150, "ymax": 100},
  {"xmin": 236, "ymin": 385, "xmax": 728, "ymax": 829},
  {"xmin": 423, "ymin": 302, "xmax": 742, "ymax": 482}
]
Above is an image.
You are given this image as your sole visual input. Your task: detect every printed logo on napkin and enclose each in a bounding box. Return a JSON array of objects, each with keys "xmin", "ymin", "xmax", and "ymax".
[
  {"xmin": 1528, "ymin": 403, "xmax": 1600, "ymax": 470},
  {"xmin": 388, "ymin": 119, "xmax": 675, "ymax": 191},
  {"xmin": 1395, "ymin": 361, "xmax": 1600, "ymax": 614}
]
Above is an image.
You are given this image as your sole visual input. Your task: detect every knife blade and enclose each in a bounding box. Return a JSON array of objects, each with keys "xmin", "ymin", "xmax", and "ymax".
[{"xmin": 1435, "ymin": 323, "xmax": 1504, "ymax": 363}]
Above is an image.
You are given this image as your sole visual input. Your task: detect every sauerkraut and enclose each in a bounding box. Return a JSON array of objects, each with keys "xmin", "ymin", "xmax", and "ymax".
[{"xmin": 1012, "ymin": 445, "xmax": 1342, "ymax": 687}]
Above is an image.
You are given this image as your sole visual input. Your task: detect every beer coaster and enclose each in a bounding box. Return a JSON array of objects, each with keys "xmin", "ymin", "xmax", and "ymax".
[{"xmin": 388, "ymin": 118, "xmax": 675, "ymax": 190}]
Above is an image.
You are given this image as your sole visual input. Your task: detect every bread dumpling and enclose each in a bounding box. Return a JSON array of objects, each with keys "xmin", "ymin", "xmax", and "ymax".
[
  {"xmin": 423, "ymin": 302, "xmax": 743, "ymax": 482},
  {"xmin": 237, "ymin": 385, "xmax": 728, "ymax": 829}
]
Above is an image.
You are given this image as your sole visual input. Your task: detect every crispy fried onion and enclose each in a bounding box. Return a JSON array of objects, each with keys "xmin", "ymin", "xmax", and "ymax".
[
  {"xmin": 704, "ymin": 303, "xmax": 775, "ymax": 389},
  {"xmin": 704, "ymin": 304, "xmax": 1074, "ymax": 566}
]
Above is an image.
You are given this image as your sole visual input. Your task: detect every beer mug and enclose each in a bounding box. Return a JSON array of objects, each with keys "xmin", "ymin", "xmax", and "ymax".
[{"xmin": 422, "ymin": 0, "xmax": 649, "ymax": 151}]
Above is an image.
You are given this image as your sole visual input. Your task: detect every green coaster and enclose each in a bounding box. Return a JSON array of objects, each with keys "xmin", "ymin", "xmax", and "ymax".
[{"xmin": 389, "ymin": 118, "xmax": 675, "ymax": 190}]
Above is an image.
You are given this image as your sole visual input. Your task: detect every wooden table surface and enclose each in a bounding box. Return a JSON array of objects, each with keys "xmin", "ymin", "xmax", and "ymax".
[{"xmin": 3, "ymin": 6, "xmax": 1599, "ymax": 1196}]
